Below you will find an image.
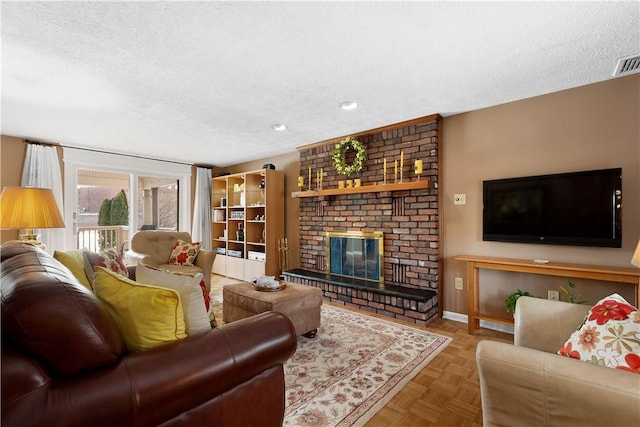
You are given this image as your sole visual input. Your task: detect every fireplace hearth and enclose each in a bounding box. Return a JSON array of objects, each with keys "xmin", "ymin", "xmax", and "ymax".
[{"xmin": 282, "ymin": 268, "xmax": 438, "ymax": 324}]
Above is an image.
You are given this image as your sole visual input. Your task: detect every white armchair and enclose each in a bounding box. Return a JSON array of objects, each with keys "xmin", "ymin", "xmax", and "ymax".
[
  {"xmin": 127, "ymin": 231, "xmax": 215, "ymax": 292},
  {"xmin": 476, "ymin": 296, "xmax": 640, "ymax": 427}
]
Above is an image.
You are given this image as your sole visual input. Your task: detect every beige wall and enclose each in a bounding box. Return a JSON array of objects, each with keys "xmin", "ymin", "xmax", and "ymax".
[
  {"xmin": 0, "ymin": 137, "xmax": 66, "ymax": 243},
  {"xmin": 215, "ymin": 151, "xmax": 301, "ymax": 269},
  {"xmin": 0, "ymin": 136, "xmax": 27, "ymax": 242},
  {"xmin": 442, "ymin": 74, "xmax": 640, "ymax": 317}
]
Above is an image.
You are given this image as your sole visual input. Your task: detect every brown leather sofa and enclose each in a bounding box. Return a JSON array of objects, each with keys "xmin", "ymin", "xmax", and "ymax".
[
  {"xmin": 1, "ymin": 241, "xmax": 297, "ymax": 427},
  {"xmin": 476, "ymin": 296, "xmax": 640, "ymax": 427},
  {"xmin": 127, "ymin": 230, "xmax": 216, "ymax": 292}
]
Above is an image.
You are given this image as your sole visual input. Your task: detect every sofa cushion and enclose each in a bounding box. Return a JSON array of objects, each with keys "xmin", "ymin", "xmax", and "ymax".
[
  {"xmin": 83, "ymin": 248, "xmax": 129, "ymax": 286},
  {"xmin": 135, "ymin": 265, "xmax": 211, "ymax": 335},
  {"xmin": 168, "ymin": 239, "xmax": 201, "ymax": 266},
  {"xmin": 93, "ymin": 267, "xmax": 187, "ymax": 352},
  {"xmin": 558, "ymin": 293, "xmax": 640, "ymax": 373},
  {"xmin": 1, "ymin": 245, "xmax": 125, "ymax": 377},
  {"xmin": 53, "ymin": 249, "xmax": 92, "ymax": 290}
]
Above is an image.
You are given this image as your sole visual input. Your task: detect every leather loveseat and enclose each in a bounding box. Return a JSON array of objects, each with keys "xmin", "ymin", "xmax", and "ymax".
[
  {"xmin": 1, "ymin": 241, "xmax": 297, "ymax": 427},
  {"xmin": 476, "ymin": 296, "xmax": 640, "ymax": 427}
]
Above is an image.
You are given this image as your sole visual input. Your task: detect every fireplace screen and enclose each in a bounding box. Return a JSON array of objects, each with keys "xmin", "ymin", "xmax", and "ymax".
[{"xmin": 326, "ymin": 231, "xmax": 383, "ymax": 283}]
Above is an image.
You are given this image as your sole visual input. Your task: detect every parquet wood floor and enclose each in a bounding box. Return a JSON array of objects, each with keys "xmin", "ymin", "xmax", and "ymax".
[
  {"xmin": 364, "ymin": 315, "xmax": 511, "ymax": 427},
  {"xmin": 210, "ymin": 275, "xmax": 512, "ymax": 427}
]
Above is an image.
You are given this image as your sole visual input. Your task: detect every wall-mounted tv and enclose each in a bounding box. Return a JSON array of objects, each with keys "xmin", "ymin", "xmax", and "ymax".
[{"xmin": 483, "ymin": 168, "xmax": 622, "ymax": 248}]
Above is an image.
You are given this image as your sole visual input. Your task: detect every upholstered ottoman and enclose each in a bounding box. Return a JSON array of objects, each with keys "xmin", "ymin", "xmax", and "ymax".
[{"xmin": 223, "ymin": 282, "xmax": 323, "ymax": 337}]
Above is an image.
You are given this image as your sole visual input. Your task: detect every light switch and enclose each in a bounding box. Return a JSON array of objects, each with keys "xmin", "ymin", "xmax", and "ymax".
[{"xmin": 454, "ymin": 194, "xmax": 466, "ymax": 205}]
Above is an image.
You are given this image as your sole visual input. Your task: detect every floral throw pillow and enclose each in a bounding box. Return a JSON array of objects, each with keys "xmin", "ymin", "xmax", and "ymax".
[
  {"xmin": 83, "ymin": 248, "xmax": 129, "ymax": 287},
  {"xmin": 168, "ymin": 240, "xmax": 201, "ymax": 266},
  {"xmin": 557, "ymin": 293, "xmax": 640, "ymax": 374}
]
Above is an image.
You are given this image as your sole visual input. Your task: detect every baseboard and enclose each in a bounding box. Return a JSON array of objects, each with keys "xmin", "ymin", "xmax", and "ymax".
[{"xmin": 443, "ymin": 311, "xmax": 514, "ymax": 335}]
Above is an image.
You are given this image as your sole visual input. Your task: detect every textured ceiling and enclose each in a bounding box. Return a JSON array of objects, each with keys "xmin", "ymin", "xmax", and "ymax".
[{"xmin": 2, "ymin": 1, "xmax": 638, "ymax": 167}]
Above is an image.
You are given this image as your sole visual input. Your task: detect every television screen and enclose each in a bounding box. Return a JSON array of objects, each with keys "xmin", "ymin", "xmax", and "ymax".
[{"xmin": 483, "ymin": 168, "xmax": 622, "ymax": 247}]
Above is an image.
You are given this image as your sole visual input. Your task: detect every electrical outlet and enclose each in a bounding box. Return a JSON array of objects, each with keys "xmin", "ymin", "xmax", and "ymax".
[
  {"xmin": 548, "ymin": 290, "xmax": 559, "ymax": 301},
  {"xmin": 454, "ymin": 277, "xmax": 464, "ymax": 290}
]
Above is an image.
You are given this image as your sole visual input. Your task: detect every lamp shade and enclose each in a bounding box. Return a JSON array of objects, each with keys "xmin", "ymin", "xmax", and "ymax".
[
  {"xmin": 632, "ymin": 240, "xmax": 640, "ymax": 268},
  {"xmin": 0, "ymin": 186, "xmax": 65, "ymax": 229}
]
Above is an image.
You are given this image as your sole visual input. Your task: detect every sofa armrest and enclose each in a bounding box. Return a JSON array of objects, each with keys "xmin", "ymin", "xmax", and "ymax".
[
  {"xmin": 124, "ymin": 311, "xmax": 297, "ymax": 426},
  {"xmin": 194, "ymin": 249, "xmax": 215, "ymax": 292},
  {"xmin": 477, "ymin": 340, "xmax": 640, "ymax": 427},
  {"xmin": 514, "ymin": 296, "xmax": 590, "ymax": 353}
]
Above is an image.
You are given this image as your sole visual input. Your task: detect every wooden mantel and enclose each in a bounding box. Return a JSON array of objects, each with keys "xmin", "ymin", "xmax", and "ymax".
[{"xmin": 291, "ymin": 180, "xmax": 430, "ymax": 198}]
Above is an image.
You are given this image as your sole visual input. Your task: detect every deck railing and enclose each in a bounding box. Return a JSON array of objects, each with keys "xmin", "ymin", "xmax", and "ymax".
[{"xmin": 77, "ymin": 226, "xmax": 129, "ymax": 254}]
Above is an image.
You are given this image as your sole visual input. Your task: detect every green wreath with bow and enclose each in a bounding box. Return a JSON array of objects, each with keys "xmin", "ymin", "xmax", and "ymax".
[{"xmin": 331, "ymin": 136, "xmax": 366, "ymax": 176}]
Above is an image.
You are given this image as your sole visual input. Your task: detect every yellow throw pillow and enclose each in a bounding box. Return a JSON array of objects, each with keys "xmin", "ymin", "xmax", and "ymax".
[
  {"xmin": 92, "ymin": 267, "xmax": 187, "ymax": 352},
  {"xmin": 53, "ymin": 249, "xmax": 92, "ymax": 290}
]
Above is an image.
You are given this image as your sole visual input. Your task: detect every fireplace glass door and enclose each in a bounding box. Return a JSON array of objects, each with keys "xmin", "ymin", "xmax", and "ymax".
[{"xmin": 326, "ymin": 231, "xmax": 383, "ymax": 283}]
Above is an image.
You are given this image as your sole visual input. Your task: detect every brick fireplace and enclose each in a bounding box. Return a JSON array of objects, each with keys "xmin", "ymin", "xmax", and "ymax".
[{"xmin": 284, "ymin": 115, "xmax": 442, "ymax": 326}]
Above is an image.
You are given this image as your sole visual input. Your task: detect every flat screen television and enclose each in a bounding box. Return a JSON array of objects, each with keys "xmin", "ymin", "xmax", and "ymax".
[{"xmin": 482, "ymin": 168, "xmax": 622, "ymax": 248}]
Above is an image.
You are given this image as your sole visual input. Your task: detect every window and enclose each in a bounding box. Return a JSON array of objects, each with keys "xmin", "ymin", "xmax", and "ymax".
[{"xmin": 63, "ymin": 147, "xmax": 191, "ymax": 252}]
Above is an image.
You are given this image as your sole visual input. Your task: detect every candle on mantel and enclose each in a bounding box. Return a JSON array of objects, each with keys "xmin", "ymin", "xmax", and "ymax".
[
  {"xmin": 383, "ymin": 158, "xmax": 387, "ymax": 175},
  {"xmin": 400, "ymin": 151, "xmax": 404, "ymax": 170},
  {"xmin": 394, "ymin": 160, "xmax": 398, "ymax": 181},
  {"xmin": 415, "ymin": 159, "xmax": 423, "ymax": 174},
  {"xmin": 320, "ymin": 168, "xmax": 323, "ymax": 187},
  {"xmin": 308, "ymin": 167, "xmax": 312, "ymax": 190},
  {"xmin": 298, "ymin": 176, "xmax": 304, "ymax": 188}
]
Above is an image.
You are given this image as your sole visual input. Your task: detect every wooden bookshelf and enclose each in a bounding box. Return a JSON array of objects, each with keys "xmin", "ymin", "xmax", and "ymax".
[{"xmin": 211, "ymin": 169, "xmax": 284, "ymax": 281}]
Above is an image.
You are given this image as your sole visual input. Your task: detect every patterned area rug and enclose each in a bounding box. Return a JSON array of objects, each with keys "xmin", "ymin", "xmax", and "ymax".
[
  {"xmin": 284, "ymin": 305, "xmax": 451, "ymax": 426},
  {"xmin": 211, "ymin": 298, "xmax": 451, "ymax": 427}
]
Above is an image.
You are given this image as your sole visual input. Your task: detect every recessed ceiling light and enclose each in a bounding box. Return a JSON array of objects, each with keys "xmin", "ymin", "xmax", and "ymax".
[
  {"xmin": 271, "ymin": 124, "xmax": 287, "ymax": 131},
  {"xmin": 339, "ymin": 101, "xmax": 358, "ymax": 110}
]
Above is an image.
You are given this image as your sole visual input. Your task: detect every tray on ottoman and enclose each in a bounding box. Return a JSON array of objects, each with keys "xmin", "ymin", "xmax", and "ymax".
[{"xmin": 223, "ymin": 281, "xmax": 323, "ymax": 337}]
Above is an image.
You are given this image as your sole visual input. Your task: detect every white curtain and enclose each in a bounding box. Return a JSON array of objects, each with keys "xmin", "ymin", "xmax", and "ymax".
[
  {"xmin": 191, "ymin": 167, "xmax": 212, "ymax": 249},
  {"xmin": 21, "ymin": 144, "xmax": 65, "ymax": 253}
]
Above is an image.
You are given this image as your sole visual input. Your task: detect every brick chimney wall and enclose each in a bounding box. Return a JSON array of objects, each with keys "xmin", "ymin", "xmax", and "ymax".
[{"xmin": 297, "ymin": 116, "xmax": 441, "ymax": 296}]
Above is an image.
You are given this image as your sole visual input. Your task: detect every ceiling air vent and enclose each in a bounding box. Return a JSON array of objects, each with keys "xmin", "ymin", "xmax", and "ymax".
[{"xmin": 613, "ymin": 54, "xmax": 640, "ymax": 77}]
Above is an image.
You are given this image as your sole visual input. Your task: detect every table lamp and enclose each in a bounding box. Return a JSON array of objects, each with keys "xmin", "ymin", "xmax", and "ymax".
[
  {"xmin": 632, "ymin": 240, "xmax": 640, "ymax": 268},
  {"xmin": 0, "ymin": 186, "xmax": 65, "ymax": 250}
]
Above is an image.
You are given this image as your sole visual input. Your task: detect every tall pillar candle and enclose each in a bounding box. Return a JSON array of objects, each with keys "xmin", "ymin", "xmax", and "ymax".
[{"xmin": 415, "ymin": 159, "xmax": 423, "ymax": 174}]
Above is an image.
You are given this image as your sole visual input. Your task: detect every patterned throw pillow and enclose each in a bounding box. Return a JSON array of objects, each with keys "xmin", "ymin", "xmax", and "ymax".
[
  {"xmin": 83, "ymin": 248, "xmax": 129, "ymax": 286},
  {"xmin": 558, "ymin": 293, "xmax": 640, "ymax": 374},
  {"xmin": 168, "ymin": 240, "xmax": 201, "ymax": 266}
]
